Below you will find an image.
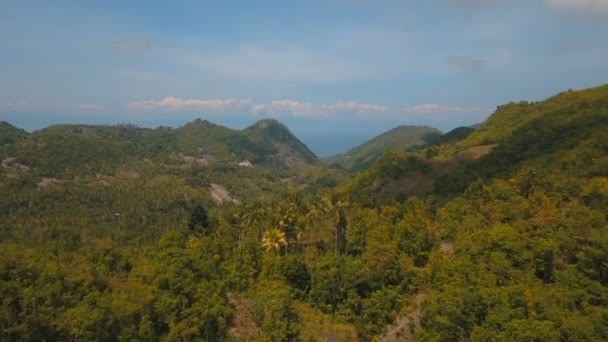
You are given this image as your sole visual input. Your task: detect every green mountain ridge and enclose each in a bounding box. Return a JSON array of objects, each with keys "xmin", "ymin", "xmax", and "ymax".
[
  {"xmin": 326, "ymin": 125, "xmax": 442, "ymax": 172},
  {"xmin": 0, "ymin": 118, "xmax": 318, "ymax": 175},
  {"xmin": 343, "ymin": 84, "xmax": 608, "ymax": 205},
  {"xmin": 435, "ymin": 84, "xmax": 608, "ymax": 192},
  {"xmin": 0, "ymin": 118, "xmax": 344, "ymax": 209}
]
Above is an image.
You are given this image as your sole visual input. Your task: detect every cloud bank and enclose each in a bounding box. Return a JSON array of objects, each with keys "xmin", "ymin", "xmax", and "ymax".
[
  {"xmin": 127, "ymin": 97, "xmax": 388, "ymax": 118},
  {"xmin": 403, "ymin": 104, "xmax": 473, "ymax": 113},
  {"xmin": 124, "ymin": 96, "xmax": 484, "ymax": 120},
  {"xmin": 126, "ymin": 97, "xmax": 252, "ymax": 111}
]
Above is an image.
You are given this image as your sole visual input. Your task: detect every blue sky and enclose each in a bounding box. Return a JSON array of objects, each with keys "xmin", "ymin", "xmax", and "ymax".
[{"xmin": 1, "ymin": 0, "xmax": 607, "ymax": 156}]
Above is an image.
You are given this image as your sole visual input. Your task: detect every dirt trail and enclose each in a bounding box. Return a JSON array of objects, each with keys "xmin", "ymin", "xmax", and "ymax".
[
  {"xmin": 457, "ymin": 144, "xmax": 497, "ymax": 160},
  {"xmin": 380, "ymin": 293, "xmax": 426, "ymax": 342},
  {"xmin": 227, "ymin": 293, "xmax": 260, "ymax": 340}
]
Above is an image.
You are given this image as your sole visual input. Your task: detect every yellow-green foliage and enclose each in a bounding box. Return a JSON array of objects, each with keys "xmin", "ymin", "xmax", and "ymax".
[{"xmin": 1, "ymin": 84, "xmax": 608, "ymax": 341}]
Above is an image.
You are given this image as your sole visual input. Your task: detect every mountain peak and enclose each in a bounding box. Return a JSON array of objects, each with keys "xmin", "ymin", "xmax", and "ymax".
[
  {"xmin": 248, "ymin": 118, "xmax": 283, "ymax": 130},
  {"xmin": 247, "ymin": 118, "xmax": 316, "ymax": 161}
]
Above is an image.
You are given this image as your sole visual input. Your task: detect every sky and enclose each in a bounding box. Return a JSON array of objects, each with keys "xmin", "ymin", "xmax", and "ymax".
[{"xmin": 1, "ymin": 0, "xmax": 608, "ymax": 156}]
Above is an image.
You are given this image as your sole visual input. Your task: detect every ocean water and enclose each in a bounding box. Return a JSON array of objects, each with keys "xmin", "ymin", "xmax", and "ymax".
[{"xmin": 297, "ymin": 130, "xmax": 379, "ymax": 158}]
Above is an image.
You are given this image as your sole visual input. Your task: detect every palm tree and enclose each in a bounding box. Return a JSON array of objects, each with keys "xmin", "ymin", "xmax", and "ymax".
[
  {"xmin": 322, "ymin": 194, "xmax": 349, "ymax": 255},
  {"xmin": 302, "ymin": 203, "xmax": 323, "ymax": 259},
  {"xmin": 243, "ymin": 202, "xmax": 267, "ymax": 240},
  {"xmin": 278, "ymin": 201, "xmax": 299, "ymax": 245},
  {"xmin": 261, "ymin": 228, "xmax": 288, "ymax": 255},
  {"xmin": 230, "ymin": 213, "xmax": 245, "ymax": 248}
]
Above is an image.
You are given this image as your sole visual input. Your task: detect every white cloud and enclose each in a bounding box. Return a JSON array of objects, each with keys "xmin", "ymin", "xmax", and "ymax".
[
  {"xmin": 546, "ymin": 0, "xmax": 608, "ymax": 15},
  {"xmin": 326, "ymin": 101, "xmax": 388, "ymax": 113},
  {"xmin": 126, "ymin": 96, "xmax": 252, "ymax": 111},
  {"xmin": 403, "ymin": 104, "xmax": 473, "ymax": 113},
  {"xmin": 126, "ymin": 97, "xmax": 388, "ymax": 118},
  {"xmin": 250, "ymin": 100, "xmax": 316, "ymax": 117},
  {"xmin": 251, "ymin": 100, "xmax": 388, "ymax": 117},
  {"xmin": 72, "ymin": 104, "xmax": 105, "ymax": 110}
]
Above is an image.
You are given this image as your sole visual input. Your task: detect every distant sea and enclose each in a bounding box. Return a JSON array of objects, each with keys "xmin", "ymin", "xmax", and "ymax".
[{"xmin": 297, "ymin": 130, "xmax": 378, "ymax": 158}]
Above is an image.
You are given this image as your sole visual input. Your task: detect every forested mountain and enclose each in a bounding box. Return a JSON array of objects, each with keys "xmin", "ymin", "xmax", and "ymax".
[
  {"xmin": 0, "ymin": 118, "xmax": 340, "ymax": 202},
  {"xmin": 2, "ymin": 118, "xmax": 316, "ymax": 175},
  {"xmin": 344, "ymin": 85, "xmax": 608, "ymax": 206},
  {"xmin": 246, "ymin": 119, "xmax": 317, "ymax": 164},
  {"xmin": 1, "ymin": 84, "xmax": 608, "ymax": 341},
  {"xmin": 325, "ymin": 125, "xmax": 441, "ymax": 172},
  {"xmin": 0, "ymin": 121, "xmax": 28, "ymax": 146}
]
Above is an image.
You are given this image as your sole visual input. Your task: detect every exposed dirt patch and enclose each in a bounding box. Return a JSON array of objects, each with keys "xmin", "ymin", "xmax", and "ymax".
[
  {"xmin": 38, "ymin": 177, "xmax": 61, "ymax": 189},
  {"xmin": 116, "ymin": 168, "xmax": 139, "ymax": 179},
  {"xmin": 209, "ymin": 183, "xmax": 238, "ymax": 205},
  {"xmin": 170, "ymin": 152, "xmax": 208, "ymax": 165},
  {"xmin": 1, "ymin": 157, "xmax": 30, "ymax": 172},
  {"xmin": 440, "ymin": 241, "xmax": 454, "ymax": 256},
  {"xmin": 238, "ymin": 160, "xmax": 253, "ymax": 167},
  {"xmin": 1, "ymin": 157, "xmax": 30, "ymax": 179},
  {"xmin": 227, "ymin": 293, "xmax": 261, "ymax": 340},
  {"xmin": 90, "ymin": 174, "xmax": 114, "ymax": 186},
  {"xmin": 457, "ymin": 144, "xmax": 498, "ymax": 160},
  {"xmin": 380, "ymin": 293, "xmax": 426, "ymax": 342}
]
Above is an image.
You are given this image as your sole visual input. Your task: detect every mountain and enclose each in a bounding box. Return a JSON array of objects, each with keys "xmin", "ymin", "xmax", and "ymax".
[
  {"xmin": 0, "ymin": 118, "xmax": 345, "ymax": 208},
  {"xmin": 326, "ymin": 125, "xmax": 441, "ymax": 172},
  {"xmin": 343, "ymin": 84, "xmax": 608, "ymax": 205},
  {"xmin": 245, "ymin": 118, "xmax": 317, "ymax": 164},
  {"xmin": 0, "ymin": 118, "xmax": 317, "ymax": 174},
  {"xmin": 0, "ymin": 120, "xmax": 28, "ymax": 147}
]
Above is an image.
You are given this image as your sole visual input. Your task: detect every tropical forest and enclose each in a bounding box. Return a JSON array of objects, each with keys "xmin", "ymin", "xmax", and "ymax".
[{"xmin": 1, "ymin": 84, "xmax": 608, "ymax": 341}]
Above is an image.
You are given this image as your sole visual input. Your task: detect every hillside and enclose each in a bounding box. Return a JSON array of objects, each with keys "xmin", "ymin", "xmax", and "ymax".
[
  {"xmin": 429, "ymin": 126, "xmax": 475, "ymax": 145},
  {"xmin": 0, "ymin": 121, "xmax": 28, "ymax": 148},
  {"xmin": 246, "ymin": 118, "xmax": 317, "ymax": 163},
  {"xmin": 326, "ymin": 125, "xmax": 441, "ymax": 172},
  {"xmin": 1, "ymin": 118, "xmax": 316, "ymax": 175},
  {"xmin": 1, "ymin": 85, "xmax": 608, "ymax": 341},
  {"xmin": 343, "ymin": 84, "xmax": 608, "ymax": 205},
  {"xmin": 0, "ymin": 118, "xmax": 345, "ymax": 240}
]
